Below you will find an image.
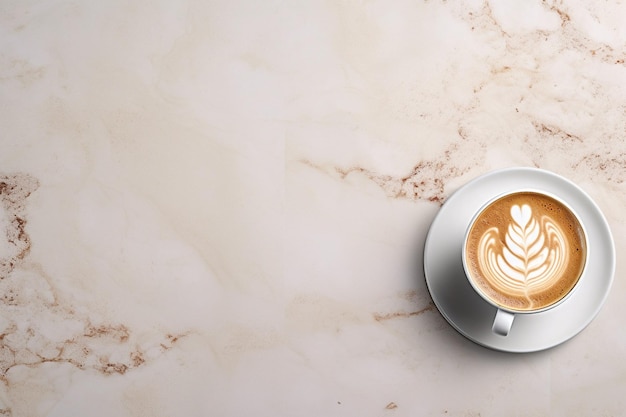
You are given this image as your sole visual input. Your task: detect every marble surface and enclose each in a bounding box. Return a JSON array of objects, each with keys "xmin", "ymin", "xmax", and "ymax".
[{"xmin": 0, "ymin": 0, "xmax": 625, "ymax": 416}]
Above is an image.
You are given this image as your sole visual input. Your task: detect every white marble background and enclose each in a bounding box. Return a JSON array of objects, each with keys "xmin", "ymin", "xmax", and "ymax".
[{"xmin": 1, "ymin": 0, "xmax": 625, "ymax": 416}]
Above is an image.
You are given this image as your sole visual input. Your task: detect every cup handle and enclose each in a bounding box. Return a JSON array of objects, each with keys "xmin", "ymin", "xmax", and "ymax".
[{"xmin": 492, "ymin": 309, "xmax": 515, "ymax": 336}]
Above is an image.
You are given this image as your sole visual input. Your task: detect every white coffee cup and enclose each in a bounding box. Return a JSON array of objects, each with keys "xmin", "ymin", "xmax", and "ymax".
[{"xmin": 462, "ymin": 189, "xmax": 588, "ymax": 336}]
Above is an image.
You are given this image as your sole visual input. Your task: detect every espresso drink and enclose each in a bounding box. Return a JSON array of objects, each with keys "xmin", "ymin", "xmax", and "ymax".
[{"xmin": 465, "ymin": 192, "xmax": 586, "ymax": 312}]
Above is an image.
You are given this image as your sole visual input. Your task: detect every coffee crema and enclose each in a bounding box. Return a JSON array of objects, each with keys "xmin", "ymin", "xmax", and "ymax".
[{"xmin": 465, "ymin": 192, "xmax": 586, "ymax": 312}]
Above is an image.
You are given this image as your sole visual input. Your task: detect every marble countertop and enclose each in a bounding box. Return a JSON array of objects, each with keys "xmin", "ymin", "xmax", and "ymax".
[{"xmin": 1, "ymin": 1, "xmax": 625, "ymax": 416}]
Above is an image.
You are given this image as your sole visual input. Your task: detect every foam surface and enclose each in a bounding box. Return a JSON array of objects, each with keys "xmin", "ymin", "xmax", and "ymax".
[{"xmin": 466, "ymin": 192, "xmax": 586, "ymax": 311}]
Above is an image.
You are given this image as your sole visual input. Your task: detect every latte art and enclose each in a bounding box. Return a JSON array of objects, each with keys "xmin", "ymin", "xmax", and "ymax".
[
  {"xmin": 465, "ymin": 192, "xmax": 586, "ymax": 311},
  {"xmin": 477, "ymin": 204, "xmax": 568, "ymax": 298}
]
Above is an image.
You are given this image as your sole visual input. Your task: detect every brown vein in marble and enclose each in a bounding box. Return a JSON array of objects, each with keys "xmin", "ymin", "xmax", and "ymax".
[
  {"xmin": 464, "ymin": 2, "xmax": 507, "ymax": 39},
  {"xmin": 0, "ymin": 175, "xmax": 38, "ymax": 280},
  {"xmin": 542, "ymin": 0, "xmax": 626, "ymax": 66},
  {"xmin": 532, "ymin": 122, "xmax": 582, "ymax": 143},
  {"xmin": 542, "ymin": 0, "xmax": 570, "ymax": 27},
  {"xmin": 373, "ymin": 303, "xmax": 435, "ymax": 322},
  {"xmin": 544, "ymin": 0, "xmax": 626, "ymax": 67},
  {"xmin": 451, "ymin": 2, "xmax": 626, "ymax": 182},
  {"xmin": 301, "ymin": 142, "xmax": 473, "ymax": 206},
  {"xmin": 467, "ymin": 0, "xmax": 626, "ymax": 65},
  {"xmin": 519, "ymin": 122, "xmax": 588, "ymax": 169},
  {"xmin": 0, "ymin": 308, "xmax": 189, "ymax": 416},
  {"xmin": 0, "ymin": 174, "xmax": 190, "ymax": 416},
  {"xmin": 301, "ymin": 3, "xmax": 626, "ymax": 202},
  {"xmin": 573, "ymin": 152, "xmax": 626, "ymax": 184},
  {"xmin": 0, "ymin": 324, "xmax": 187, "ymax": 378}
]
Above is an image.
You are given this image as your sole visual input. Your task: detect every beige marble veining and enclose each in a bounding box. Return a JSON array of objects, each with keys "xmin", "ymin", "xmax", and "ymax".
[{"xmin": 1, "ymin": 0, "xmax": 625, "ymax": 416}]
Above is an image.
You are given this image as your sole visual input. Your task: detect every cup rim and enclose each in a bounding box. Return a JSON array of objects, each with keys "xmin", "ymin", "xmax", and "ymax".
[{"xmin": 461, "ymin": 188, "xmax": 589, "ymax": 315}]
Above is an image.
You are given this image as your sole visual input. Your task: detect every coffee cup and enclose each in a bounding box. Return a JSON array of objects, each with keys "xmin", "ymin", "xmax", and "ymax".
[{"xmin": 462, "ymin": 190, "xmax": 588, "ymax": 336}]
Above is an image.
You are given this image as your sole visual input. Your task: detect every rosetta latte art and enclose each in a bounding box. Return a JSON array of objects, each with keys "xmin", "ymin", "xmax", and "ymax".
[{"xmin": 477, "ymin": 204, "xmax": 569, "ymax": 301}]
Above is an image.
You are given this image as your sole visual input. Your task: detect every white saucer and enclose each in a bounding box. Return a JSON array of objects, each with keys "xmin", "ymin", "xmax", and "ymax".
[{"xmin": 423, "ymin": 167, "xmax": 615, "ymax": 353}]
